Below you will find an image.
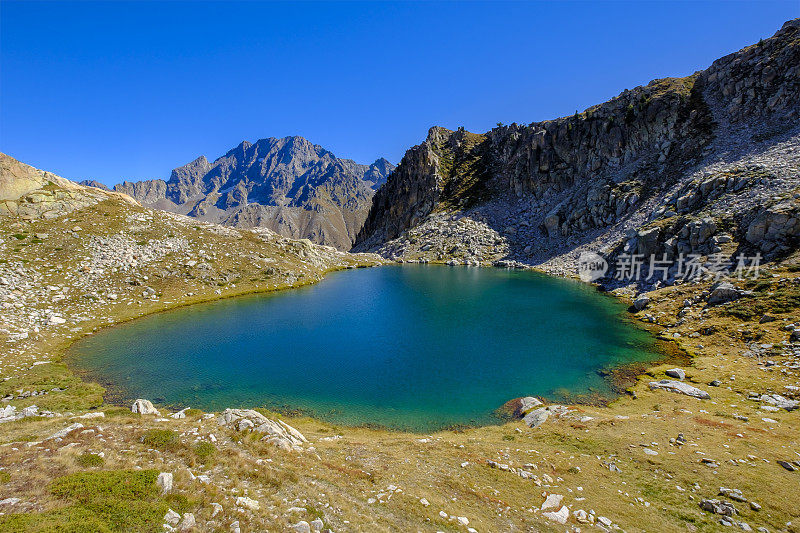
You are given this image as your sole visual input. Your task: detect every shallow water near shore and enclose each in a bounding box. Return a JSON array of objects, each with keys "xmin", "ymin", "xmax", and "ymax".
[{"xmin": 69, "ymin": 264, "xmax": 661, "ymax": 431}]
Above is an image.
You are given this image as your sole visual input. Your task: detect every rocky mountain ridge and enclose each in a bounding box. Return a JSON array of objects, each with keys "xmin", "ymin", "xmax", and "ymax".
[
  {"xmin": 112, "ymin": 136, "xmax": 394, "ymax": 250},
  {"xmin": 354, "ymin": 19, "xmax": 800, "ymax": 286}
]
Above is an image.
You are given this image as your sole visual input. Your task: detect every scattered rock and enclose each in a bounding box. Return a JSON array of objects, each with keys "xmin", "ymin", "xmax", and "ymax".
[
  {"xmin": 157, "ymin": 472, "xmax": 173, "ymax": 494},
  {"xmin": 131, "ymin": 399, "xmax": 161, "ymax": 415},
  {"xmin": 707, "ymin": 282, "xmax": 744, "ymax": 306},
  {"xmin": 235, "ymin": 496, "xmax": 260, "ymax": 511},
  {"xmin": 541, "ymin": 505, "xmax": 570, "ymax": 524},
  {"xmin": 665, "ymin": 368, "xmax": 686, "ymax": 380},
  {"xmin": 700, "ymin": 499, "xmax": 738, "ymax": 516},
  {"xmin": 178, "ymin": 513, "xmax": 195, "ymax": 532},
  {"xmin": 633, "ymin": 296, "xmax": 651, "ymax": 311},
  {"xmin": 46, "ymin": 423, "xmax": 83, "ymax": 440},
  {"xmin": 649, "ymin": 380, "xmax": 711, "ymax": 399},
  {"xmin": 164, "ymin": 509, "xmax": 180, "ymax": 526},
  {"xmin": 541, "ymin": 493, "xmax": 563, "ymax": 511}
]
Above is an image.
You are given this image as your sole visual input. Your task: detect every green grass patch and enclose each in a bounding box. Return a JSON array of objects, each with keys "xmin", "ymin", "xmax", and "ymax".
[
  {"xmin": 76, "ymin": 453, "xmax": 104, "ymax": 468},
  {"xmin": 141, "ymin": 429, "xmax": 180, "ymax": 451},
  {"xmin": 193, "ymin": 441, "xmax": 216, "ymax": 463},
  {"xmin": 0, "ymin": 470, "xmax": 167, "ymax": 532}
]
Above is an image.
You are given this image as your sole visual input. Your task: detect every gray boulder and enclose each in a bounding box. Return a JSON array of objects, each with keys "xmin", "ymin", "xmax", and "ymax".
[
  {"xmin": 665, "ymin": 368, "xmax": 686, "ymax": 380},
  {"xmin": 649, "ymin": 380, "xmax": 711, "ymax": 399},
  {"xmin": 633, "ymin": 296, "xmax": 651, "ymax": 311},
  {"xmin": 707, "ymin": 282, "xmax": 743, "ymax": 306}
]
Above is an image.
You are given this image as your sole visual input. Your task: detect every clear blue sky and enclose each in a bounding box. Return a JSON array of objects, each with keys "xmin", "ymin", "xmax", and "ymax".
[{"xmin": 1, "ymin": 1, "xmax": 797, "ymax": 185}]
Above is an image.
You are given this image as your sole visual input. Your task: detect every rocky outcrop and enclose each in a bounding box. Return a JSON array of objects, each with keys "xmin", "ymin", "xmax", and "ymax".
[
  {"xmin": 649, "ymin": 380, "xmax": 711, "ymax": 400},
  {"xmin": 353, "ymin": 20, "xmax": 800, "ymax": 275},
  {"xmin": 0, "ymin": 153, "xmax": 139, "ymax": 220},
  {"xmin": 116, "ymin": 137, "xmax": 394, "ymax": 249},
  {"xmin": 217, "ymin": 408, "xmax": 307, "ymax": 451}
]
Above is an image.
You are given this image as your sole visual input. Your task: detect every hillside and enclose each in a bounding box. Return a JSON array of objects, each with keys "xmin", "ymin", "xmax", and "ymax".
[
  {"xmin": 354, "ymin": 19, "xmax": 800, "ymax": 283},
  {"xmin": 112, "ymin": 136, "xmax": 394, "ymax": 250}
]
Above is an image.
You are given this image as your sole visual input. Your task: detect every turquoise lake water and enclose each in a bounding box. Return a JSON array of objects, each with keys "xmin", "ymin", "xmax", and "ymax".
[{"xmin": 69, "ymin": 264, "xmax": 660, "ymax": 431}]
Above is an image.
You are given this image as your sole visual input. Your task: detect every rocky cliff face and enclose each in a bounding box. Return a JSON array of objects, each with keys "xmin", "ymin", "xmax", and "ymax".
[
  {"xmin": 116, "ymin": 137, "xmax": 394, "ymax": 250},
  {"xmin": 354, "ymin": 19, "xmax": 800, "ymax": 282}
]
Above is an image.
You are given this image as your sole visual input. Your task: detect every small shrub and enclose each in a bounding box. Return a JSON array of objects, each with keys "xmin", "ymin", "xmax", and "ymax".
[
  {"xmin": 76, "ymin": 453, "xmax": 104, "ymax": 468},
  {"xmin": 141, "ymin": 429, "xmax": 180, "ymax": 451},
  {"xmin": 193, "ymin": 441, "xmax": 216, "ymax": 462}
]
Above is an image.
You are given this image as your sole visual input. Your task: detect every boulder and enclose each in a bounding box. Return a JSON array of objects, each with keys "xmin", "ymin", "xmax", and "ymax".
[
  {"xmin": 157, "ymin": 472, "xmax": 173, "ymax": 494},
  {"xmin": 523, "ymin": 408, "xmax": 549, "ymax": 428},
  {"xmin": 759, "ymin": 393, "xmax": 798, "ymax": 411},
  {"xmin": 131, "ymin": 399, "xmax": 161, "ymax": 416},
  {"xmin": 707, "ymin": 282, "xmax": 743, "ymax": 306},
  {"xmin": 291, "ymin": 521, "xmax": 311, "ymax": 533},
  {"xmin": 700, "ymin": 499, "xmax": 738, "ymax": 516},
  {"xmin": 633, "ymin": 296, "xmax": 651, "ymax": 311},
  {"xmin": 542, "ymin": 505, "xmax": 570, "ymax": 524},
  {"xmin": 235, "ymin": 496, "xmax": 260, "ymax": 511},
  {"xmin": 178, "ymin": 513, "xmax": 195, "ymax": 532},
  {"xmin": 46, "ymin": 423, "xmax": 83, "ymax": 440},
  {"xmin": 164, "ymin": 509, "xmax": 181, "ymax": 526},
  {"xmin": 541, "ymin": 493, "xmax": 563, "ymax": 510},
  {"xmin": 649, "ymin": 380, "xmax": 711, "ymax": 399},
  {"xmin": 218, "ymin": 408, "xmax": 307, "ymax": 451},
  {"xmin": 665, "ymin": 368, "xmax": 686, "ymax": 380}
]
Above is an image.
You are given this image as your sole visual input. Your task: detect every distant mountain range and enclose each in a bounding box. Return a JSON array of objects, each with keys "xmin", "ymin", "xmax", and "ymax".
[{"xmin": 91, "ymin": 137, "xmax": 394, "ymax": 249}]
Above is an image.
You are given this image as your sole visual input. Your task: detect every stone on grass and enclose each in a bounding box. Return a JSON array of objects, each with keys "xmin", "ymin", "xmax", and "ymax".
[
  {"xmin": 700, "ymin": 499, "xmax": 737, "ymax": 516},
  {"xmin": 649, "ymin": 380, "xmax": 711, "ymax": 399},
  {"xmin": 178, "ymin": 513, "xmax": 195, "ymax": 531},
  {"xmin": 633, "ymin": 296, "xmax": 650, "ymax": 311},
  {"xmin": 523, "ymin": 408, "xmax": 549, "ymax": 428},
  {"xmin": 157, "ymin": 472, "xmax": 173, "ymax": 494},
  {"xmin": 46, "ymin": 423, "xmax": 83, "ymax": 440},
  {"xmin": 541, "ymin": 505, "xmax": 569, "ymax": 524},
  {"xmin": 164, "ymin": 509, "xmax": 180, "ymax": 526},
  {"xmin": 291, "ymin": 521, "xmax": 311, "ymax": 533},
  {"xmin": 131, "ymin": 399, "xmax": 161, "ymax": 415},
  {"xmin": 665, "ymin": 368, "xmax": 686, "ymax": 380},
  {"xmin": 235, "ymin": 496, "xmax": 260, "ymax": 511},
  {"xmin": 541, "ymin": 493, "xmax": 563, "ymax": 510}
]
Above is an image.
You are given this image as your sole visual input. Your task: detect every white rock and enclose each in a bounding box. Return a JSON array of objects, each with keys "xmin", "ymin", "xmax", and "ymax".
[
  {"xmin": 178, "ymin": 512, "xmax": 195, "ymax": 531},
  {"xmin": 210, "ymin": 503, "xmax": 223, "ymax": 517},
  {"xmin": 649, "ymin": 380, "xmax": 711, "ymax": 399},
  {"xmin": 164, "ymin": 509, "xmax": 180, "ymax": 526},
  {"xmin": 75, "ymin": 412, "xmax": 105, "ymax": 419},
  {"xmin": 420, "ymin": 498, "xmax": 430, "ymax": 507},
  {"xmin": 310, "ymin": 518, "xmax": 324, "ymax": 531},
  {"xmin": 541, "ymin": 493, "xmax": 563, "ymax": 510},
  {"xmin": 157, "ymin": 472, "xmax": 173, "ymax": 494},
  {"xmin": 46, "ymin": 423, "xmax": 83, "ymax": 440},
  {"xmin": 291, "ymin": 521, "xmax": 311, "ymax": 533},
  {"xmin": 542, "ymin": 505, "xmax": 570, "ymax": 524},
  {"xmin": 235, "ymin": 496, "xmax": 260, "ymax": 511},
  {"xmin": 131, "ymin": 399, "xmax": 161, "ymax": 415}
]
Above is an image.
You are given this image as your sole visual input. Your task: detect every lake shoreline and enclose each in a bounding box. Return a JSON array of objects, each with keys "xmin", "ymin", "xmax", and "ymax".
[{"xmin": 63, "ymin": 261, "xmax": 687, "ymax": 432}]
